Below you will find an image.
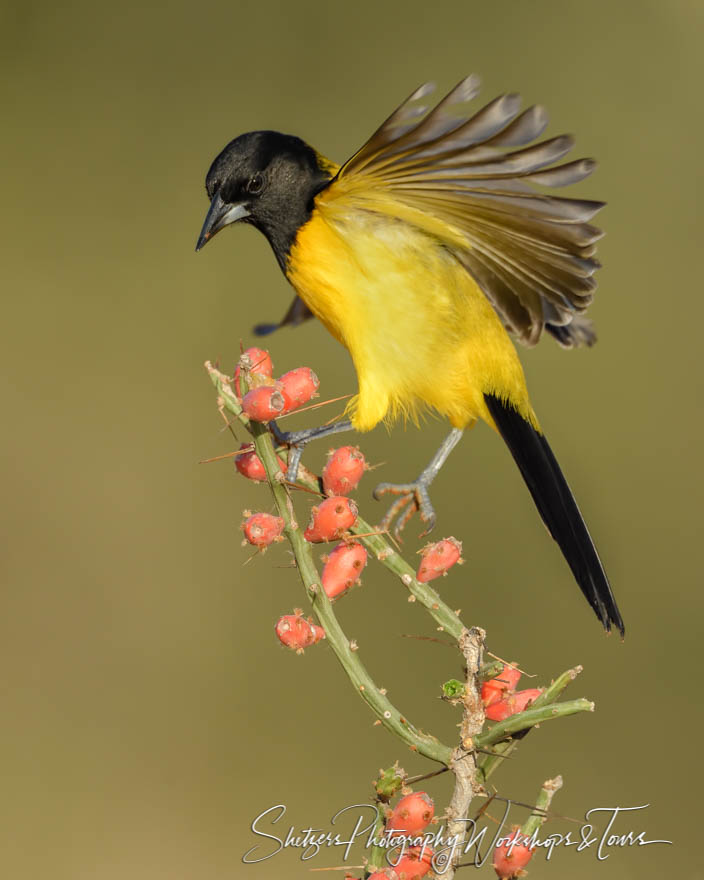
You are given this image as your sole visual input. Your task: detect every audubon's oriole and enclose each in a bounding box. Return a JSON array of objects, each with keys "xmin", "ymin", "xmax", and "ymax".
[{"xmin": 196, "ymin": 75, "xmax": 624, "ymax": 636}]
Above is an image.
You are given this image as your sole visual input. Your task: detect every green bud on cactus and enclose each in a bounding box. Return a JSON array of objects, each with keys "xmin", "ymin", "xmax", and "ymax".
[
  {"xmin": 442, "ymin": 679, "xmax": 466, "ymax": 699},
  {"xmin": 375, "ymin": 764, "xmax": 405, "ymax": 801}
]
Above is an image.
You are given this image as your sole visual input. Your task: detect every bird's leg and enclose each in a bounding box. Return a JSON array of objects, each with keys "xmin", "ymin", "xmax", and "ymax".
[
  {"xmin": 269, "ymin": 419, "xmax": 353, "ymax": 482},
  {"xmin": 374, "ymin": 428, "xmax": 464, "ymax": 539}
]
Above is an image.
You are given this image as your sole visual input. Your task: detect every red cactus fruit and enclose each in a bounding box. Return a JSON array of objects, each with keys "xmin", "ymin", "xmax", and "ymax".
[
  {"xmin": 386, "ymin": 791, "xmax": 435, "ymax": 835},
  {"xmin": 394, "ymin": 847, "xmax": 434, "ymax": 880},
  {"xmin": 485, "ymin": 688, "xmax": 544, "ymax": 722},
  {"xmin": 278, "ymin": 367, "xmax": 320, "ymax": 410},
  {"xmin": 235, "ymin": 444, "xmax": 285, "ymax": 481},
  {"xmin": 481, "ymin": 664, "xmax": 522, "ymax": 708},
  {"xmin": 242, "ymin": 512, "xmax": 284, "ymax": 547},
  {"xmin": 416, "ymin": 537, "xmax": 463, "ymax": 583},
  {"xmin": 275, "ymin": 610, "xmax": 324, "ymax": 653},
  {"xmin": 234, "ymin": 347, "xmax": 274, "ymax": 389},
  {"xmin": 322, "ymin": 445, "xmax": 367, "ymax": 496},
  {"xmin": 304, "ymin": 496, "xmax": 358, "ymax": 543},
  {"xmin": 321, "ymin": 542, "xmax": 368, "ymax": 599},
  {"xmin": 241, "ymin": 386, "xmax": 287, "ymax": 422},
  {"xmin": 493, "ymin": 828, "xmax": 534, "ymax": 878}
]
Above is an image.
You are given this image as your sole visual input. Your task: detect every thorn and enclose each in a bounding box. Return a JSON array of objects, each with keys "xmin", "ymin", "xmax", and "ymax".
[
  {"xmin": 274, "ymin": 394, "xmax": 353, "ymax": 420},
  {"xmin": 199, "ymin": 448, "xmax": 250, "ymax": 464},
  {"xmin": 283, "ymin": 480, "xmax": 323, "ymax": 497},
  {"xmin": 486, "ymin": 652, "xmax": 535, "ymax": 679}
]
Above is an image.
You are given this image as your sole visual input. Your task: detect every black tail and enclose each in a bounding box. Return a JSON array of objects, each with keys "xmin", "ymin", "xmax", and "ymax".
[{"xmin": 484, "ymin": 393, "xmax": 624, "ymax": 636}]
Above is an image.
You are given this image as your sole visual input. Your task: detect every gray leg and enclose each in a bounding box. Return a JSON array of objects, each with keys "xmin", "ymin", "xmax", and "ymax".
[
  {"xmin": 270, "ymin": 419, "xmax": 354, "ymax": 482},
  {"xmin": 374, "ymin": 428, "xmax": 464, "ymax": 539}
]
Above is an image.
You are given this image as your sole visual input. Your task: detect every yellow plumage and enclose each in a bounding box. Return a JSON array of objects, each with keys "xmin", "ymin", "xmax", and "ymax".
[{"xmin": 288, "ymin": 190, "xmax": 538, "ymax": 434}]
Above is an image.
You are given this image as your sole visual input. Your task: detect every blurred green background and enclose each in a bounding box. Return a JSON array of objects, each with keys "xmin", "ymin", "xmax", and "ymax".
[{"xmin": 1, "ymin": 0, "xmax": 700, "ymax": 877}]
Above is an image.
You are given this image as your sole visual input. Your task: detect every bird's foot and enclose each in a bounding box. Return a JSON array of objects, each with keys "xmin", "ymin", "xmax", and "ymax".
[
  {"xmin": 269, "ymin": 419, "xmax": 353, "ymax": 482},
  {"xmin": 373, "ymin": 478, "xmax": 437, "ymax": 541},
  {"xmin": 372, "ymin": 428, "xmax": 464, "ymax": 541}
]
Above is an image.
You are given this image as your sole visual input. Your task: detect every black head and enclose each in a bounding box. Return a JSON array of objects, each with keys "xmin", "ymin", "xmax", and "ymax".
[{"xmin": 196, "ymin": 130, "xmax": 333, "ymax": 268}]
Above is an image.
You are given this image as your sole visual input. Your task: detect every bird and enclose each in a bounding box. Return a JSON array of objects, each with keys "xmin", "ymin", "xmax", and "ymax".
[{"xmin": 196, "ymin": 74, "xmax": 624, "ymax": 636}]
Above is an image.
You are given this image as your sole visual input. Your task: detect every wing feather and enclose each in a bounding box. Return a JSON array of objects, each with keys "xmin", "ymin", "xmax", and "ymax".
[{"xmin": 332, "ymin": 77, "xmax": 604, "ymax": 345}]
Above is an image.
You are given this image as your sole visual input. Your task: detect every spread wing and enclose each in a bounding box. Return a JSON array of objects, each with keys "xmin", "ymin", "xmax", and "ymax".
[{"xmin": 331, "ymin": 75, "xmax": 604, "ymax": 347}]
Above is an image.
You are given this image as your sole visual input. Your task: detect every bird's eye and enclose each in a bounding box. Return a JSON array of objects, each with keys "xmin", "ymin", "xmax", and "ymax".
[{"xmin": 246, "ymin": 174, "xmax": 264, "ymax": 195}]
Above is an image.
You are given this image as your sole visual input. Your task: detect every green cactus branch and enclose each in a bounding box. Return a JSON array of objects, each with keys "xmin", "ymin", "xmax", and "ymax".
[
  {"xmin": 207, "ymin": 362, "xmax": 453, "ymax": 764},
  {"xmin": 348, "ymin": 525, "xmax": 467, "ymax": 639},
  {"xmin": 522, "ymin": 775, "xmax": 564, "ymax": 838},
  {"xmin": 476, "ymin": 665, "xmax": 585, "ymax": 782},
  {"xmin": 476, "ymin": 698, "xmax": 593, "ymax": 750},
  {"xmin": 206, "ymin": 356, "xmax": 598, "ymax": 879},
  {"xmin": 364, "ymin": 795, "xmax": 390, "ymax": 874},
  {"xmin": 208, "ymin": 362, "xmax": 470, "ymax": 639}
]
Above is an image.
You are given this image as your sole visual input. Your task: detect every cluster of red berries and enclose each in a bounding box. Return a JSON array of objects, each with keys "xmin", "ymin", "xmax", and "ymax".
[
  {"xmin": 234, "ymin": 354, "xmax": 372, "ymax": 598},
  {"xmin": 358, "ymin": 789, "xmax": 534, "ymax": 880},
  {"xmin": 234, "ymin": 346, "xmax": 320, "ymax": 421},
  {"xmin": 302, "ymin": 450, "xmax": 369, "ymax": 599},
  {"xmin": 481, "ymin": 664, "xmax": 544, "ymax": 722},
  {"xmin": 272, "ymin": 490, "xmax": 366, "ymax": 650},
  {"xmin": 232, "ymin": 347, "xmax": 466, "ymax": 655}
]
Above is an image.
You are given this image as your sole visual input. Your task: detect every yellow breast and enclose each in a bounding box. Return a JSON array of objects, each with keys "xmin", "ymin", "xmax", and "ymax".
[{"xmin": 287, "ymin": 201, "xmax": 535, "ymax": 433}]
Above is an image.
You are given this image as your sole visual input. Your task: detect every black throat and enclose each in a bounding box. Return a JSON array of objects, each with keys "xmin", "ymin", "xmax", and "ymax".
[{"xmin": 249, "ymin": 171, "xmax": 331, "ymax": 273}]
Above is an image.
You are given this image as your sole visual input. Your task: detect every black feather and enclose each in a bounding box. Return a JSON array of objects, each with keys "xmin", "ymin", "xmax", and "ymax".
[
  {"xmin": 484, "ymin": 393, "xmax": 624, "ymax": 635},
  {"xmin": 253, "ymin": 295, "xmax": 314, "ymax": 337}
]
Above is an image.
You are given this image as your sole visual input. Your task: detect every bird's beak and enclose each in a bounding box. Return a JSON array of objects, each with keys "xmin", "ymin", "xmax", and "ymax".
[{"xmin": 195, "ymin": 192, "xmax": 250, "ymax": 252}]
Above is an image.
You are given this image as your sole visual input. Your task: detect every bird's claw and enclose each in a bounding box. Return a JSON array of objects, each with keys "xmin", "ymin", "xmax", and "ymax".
[
  {"xmin": 268, "ymin": 422, "xmax": 309, "ymax": 482},
  {"xmin": 373, "ymin": 480, "xmax": 437, "ymax": 540},
  {"xmin": 268, "ymin": 418, "xmax": 354, "ymax": 484},
  {"xmin": 284, "ymin": 445, "xmax": 305, "ymax": 483}
]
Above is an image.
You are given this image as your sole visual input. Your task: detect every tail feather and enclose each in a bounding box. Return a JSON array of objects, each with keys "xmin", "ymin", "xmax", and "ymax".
[{"xmin": 484, "ymin": 393, "xmax": 624, "ymax": 636}]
